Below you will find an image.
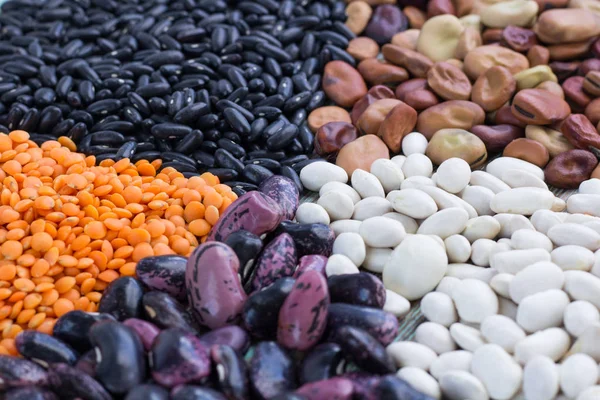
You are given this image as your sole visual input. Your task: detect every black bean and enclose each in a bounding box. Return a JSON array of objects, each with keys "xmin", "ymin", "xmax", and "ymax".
[
  {"xmin": 208, "ymin": 167, "xmax": 239, "ymax": 181},
  {"xmin": 223, "ymin": 107, "xmax": 251, "ymax": 135},
  {"xmin": 244, "ymin": 158, "xmax": 281, "ymax": 172},
  {"xmin": 132, "ymin": 151, "xmax": 161, "ymax": 163},
  {"xmin": 242, "ymin": 164, "xmax": 274, "ymax": 185},
  {"xmin": 217, "ymin": 138, "xmax": 246, "ymax": 158},
  {"xmin": 18, "ymin": 108, "xmax": 40, "ymax": 132},
  {"xmin": 151, "ymin": 123, "xmax": 192, "ymax": 139},
  {"xmin": 194, "ymin": 150, "xmax": 216, "ymax": 168},
  {"xmin": 37, "ymin": 106, "xmax": 62, "ymax": 133},
  {"xmin": 175, "ymin": 129, "xmax": 204, "ymax": 154},
  {"xmin": 280, "ymin": 165, "xmax": 303, "ymax": 192},
  {"xmin": 173, "ymin": 102, "xmax": 210, "ymax": 124},
  {"xmin": 115, "ymin": 141, "xmax": 137, "ymax": 160}
]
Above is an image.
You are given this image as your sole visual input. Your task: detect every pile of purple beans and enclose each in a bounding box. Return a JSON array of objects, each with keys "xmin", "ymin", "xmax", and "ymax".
[
  {"xmin": 0, "ymin": 176, "xmax": 433, "ymax": 400},
  {"xmin": 0, "ymin": 0, "xmax": 350, "ymax": 192}
]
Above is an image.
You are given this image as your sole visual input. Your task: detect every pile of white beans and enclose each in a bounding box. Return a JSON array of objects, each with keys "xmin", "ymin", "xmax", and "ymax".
[{"xmin": 298, "ymin": 132, "xmax": 600, "ymax": 400}]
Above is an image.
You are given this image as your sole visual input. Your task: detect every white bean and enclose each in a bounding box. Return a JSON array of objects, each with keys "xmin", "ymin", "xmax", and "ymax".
[
  {"xmin": 490, "ymin": 187, "xmax": 555, "ymax": 215},
  {"xmin": 461, "ymin": 216, "xmax": 501, "ymax": 242},
  {"xmin": 451, "ymin": 279, "xmax": 498, "ymax": 323},
  {"xmin": 489, "ymin": 273, "xmax": 513, "ymax": 298},
  {"xmin": 351, "ymin": 169, "xmax": 385, "ymax": 199},
  {"xmin": 480, "ymin": 314, "xmax": 525, "ymax": 353},
  {"xmin": 384, "ymin": 289, "xmax": 411, "ymax": 317},
  {"xmin": 444, "ymin": 234, "xmax": 472, "ymax": 263},
  {"xmin": 430, "ymin": 351, "xmax": 473, "ymax": 380},
  {"xmin": 547, "ymin": 223, "xmax": 600, "ymax": 251},
  {"xmin": 319, "ymin": 181, "xmax": 361, "ymax": 204},
  {"xmin": 325, "ymin": 254, "xmax": 360, "ymax": 276},
  {"xmin": 402, "ymin": 153, "xmax": 433, "ymax": 178},
  {"xmin": 359, "ymin": 216, "xmax": 406, "ymax": 248},
  {"xmin": 514, "ymin": 327, "xmax": 571, "ymax": 364},
  {"xmin": 564, "ymin": 270, "xmax": 600, "ymax": 309},
  {"xmin": 300, "ymin": 161, "xmax": 348, "ymax": 191},
  {"xmin": 439, "ymin": 371, "xmax": 489, "ymax": 400},
  {"xmin": 522, "ymin": 356, "xmax": 560, "ymax": 400},
  {"xmin": 383, "ymin": 212, "xmax": 418, "ymax": 234},
  {"xmin": 397, "ymin": 367, "xmax": 442, "ymax": 399},
  {"xmin": 516, "ymin": 289, "xmax": 570, "ymax": 332},
  {"xmin": 567, "ymin": 194, "xmax": 600, "ymax": 217},
  {"xmin": 471, "ymin": 239, "xmax": 500, "ymax": 267},
  {"xmin": 501, "ymin": 168, "xmax": 548, "ymax": 190},
  {"xmin": 402, "ymin": 131, "xmax": 429, "ymax": 155},
  {"xmin": 352, "ymin": 197, "xmax": 392, "ymax": 220},
  {"xmin": 362, "ymin": 247, "xmax": 392, "ymax": 273},
  {"xmin": 551, "ymin": 245, "xmax": 595, "ymax": 271},
  {"xmin": 387, "ymin": 188, "xmax": 438, "ymax": 219},
  {"xmin": 436, "ymin": 276, "xmax": 461, "ymax": 296},
  {"xmin": 531, "ymin": 209, "xmax": 568, "ymax": 235},
  {"xmin": 490, "ymin": 248, "xmax": 551, "ymax": 275},
  {"xmin": 417, "ymin": 208, "xmax": 470, "ymax": 239},
  {"xmin": 563, "ymin": 301, "xmax": 600, "ymax": 338},
  {"xmin": 401, "ymin": 175, "xmax": 436, "ymax": 189},
  {"xmin": 560, "ymin": 354, "xmax": 599, "ymax": 399},
  {"xmin": 509, "ymin": 261, "xmax": 564, "ymax": 303},
  {"xmin": 415, "ymin": 322, "xmax": 457, "ymax": 354},
  {"xmin": 329, "ymin": 219, "xmax": 362, "ymax": 236},
  {"xmin": 461, "ymin": 185, "xmax": 495, "ymax": 216},
  {"xmin": 370, "ymin": 158, "xmax": 404, "ymax": 193},
  {"xmin": 494, "ymin": 213, "xmax": 535, "ymax": 238},
  {"xmin": 418, "ymin": 185, "xmax": 478, "ymax": 218},
  {"xmin": 435, "ymin": 158, "xmax": 471, "ymax": 194},
  {"xmin": 421, "ymin": 291, "xmax": 458, "ymax": 327},
  {"xmin": 332, "ymin": 232, "xmax": 366, "ymax": 267},
  {"xmin": 391, "ymin": 154, "xmax": 407, "ymax": 169},
  {"xmin": 446, "ymin": 264, "xmax": 498, "ymax": 283},
  {"xmin": 386, "ymin": 341, "xmax": 438, "ymax": 370},
  {"xmin": 470, "ymin": 170, "xmax": 511, "ymax": 193},
  {"xmin": 317, "ymin": 191, "xmax": 354, "ymax": 221},
  {"xmin": 579, "ymin": 179, "xmax": 600, "ymax": 195},
  {"xmin": 471, "ymin": 344, "xmax": 523, "ymax": 400},
  {"xmin": 295, "ymin": 203, "xmax": 330, "ymax": 225},
  {"xmin": 450, "ymin": 323, "xmax": 487, "ymax": 352},
  {"xmin": 511, "ymin": 229, "xmax": 553, "ymax": 252},
  {"xmin": 486, "ymin": 157, "xmax": 544, "ymax": 181}
]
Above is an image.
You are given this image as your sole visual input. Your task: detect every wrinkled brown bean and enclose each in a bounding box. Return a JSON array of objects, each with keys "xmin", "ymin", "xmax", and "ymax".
[
  {"xmin": 548, "ymin": 41, "xmax": 593, "ymax": 61},
  {"xmin": 336, "ymin": 134, "xmax": 390, "ymax": 176},
  {"xmin": 525, "ymin": 125, "xmax": 575, "ymax": 158},
  {"xmin": 527, "ymin": 45, "xmax": 551, "ymax": 67},
  {"xmin": 416, "ymin": 100, "xmax": 485, "ymax": 139},
  {"xmin": 585, "ymin": 98, "xmax": 600, "ymax": 125},
  {"xmin": 560, "ymin": 113, "xmax": 600, "ymax": 152},
  {"xmin": 402, "ymin": 89, "xmax": 440, "ymax": 111},
  {"xmin": 579, "ymin": 59, "xmax": 600, "ymax": 76},
  {"xmin": 454, "ymin": 27, "xmax": 482, "ymax": 60},
  {"xmin": 563, "ymin": 76, "xmax": 593, "ymax": 110},
  {"xmin": 323, "ymin": 61, "xmax": 368, "ymax": 108},
  {"xmin": 347, "ymin": 37, "xmax": 380, "ymax": 61},
  {"xmin": 502, "ymin": 26, "xmax": 538, "ymax": 53},
  {"xmin": 471, "ymin": 124, "xmax": 525, "ymax": 153},
  {"xmin": 358, "ymin": 59, "xmax": 409, "ymax": 86},
  {"xmin": 426, "ymin": 128, "xmax": 488, "ymax": 167},
  {"xmin": 511, "ymin": 88, "xmax": 571, "ymax": 125},
  {"xmin": 463, "ymin": 45, "xmax": 530, "ymax": 80},
  {"xmin": 495, "ymin": 105, "xmax": 528, "ymax": 128},
  {"xmin": 482, "ymin": 29, "xmax": 504, "ymax": 44},
  {"xmin": 346, "ymin": 1, "xmax": 373, "ymax": 35},
  {"xmin": 583, "ymin": 71, "xmax": 600, "ymax": 97},
  {"xmin": 391, "ymin": 30, "xmax": 420, "ymax": 50},
  {"xmin": 351, "ymin": 85, "xmax": 396, "ymax": 125},
  {"xmin": 377, "ymin": 102, "xmax": 418, "ymax": 152},
  {"xmin": 544, "ymin": 149, "xmax": 598, "ymax": 189},
  {"xmin": 535, "ymin": 81, "xmax": 565, "ymax": 99},
  {"xmin": 471, "ymin": 66, "xmax": 517, "ymax": 112},
  {"xmin": 308, "ymin": 106, "xmax": 352, "ymax": 133},
  {"xmin": 315, "ymin": 122, "xmax": 359, "ymax": 156},
  {"xmin": 382, "ymin": 44, "xmax": 434, "ymax": 78},
  {"xmin": 358, "ymin": 99, "xmax": 402, "ymax": 135},
  {"xmin": 503, "ymin": 138, "xmax": 551, "ymax": 167},
  {"xmin": 395, "ymin": 78, "xmax": 428, "ymax": 98},
  {"xmin": 427, "ymin": 0, "xmax": 456, "ymax": 17},
  {"xmin": 550, "ymin": 61, "xmax": 580, "ymax": 81},
  {"xmin": 534, "ymin": 9, "xmax": 600, "ymax": 45},
  {"xmin": 427, "ymin": 62, "xmax": 472, "ymax": 101},
  {"xmin": 403, "ymin": 6, "xmax": 426, "ymax": 29}
]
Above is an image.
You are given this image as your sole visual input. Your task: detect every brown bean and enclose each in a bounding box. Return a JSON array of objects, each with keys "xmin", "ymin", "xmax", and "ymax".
[
  {"xmin": 544, "ymin": 149, "xmax": 598, "ymax": 189},
  {"xmin": 351, "ymin": 85, "xmax": 396, "ymax": 125},
  {"xmin": 377, "ymin": 102, "xmax": 418, "ymax": 152},
  {"xmin": 454, "ymin": 27, "xmax": 482, "ymax": 60},
  {"xmin": 495, "ymin": 105, "xmax": 528, "ymax": 128},
  {"xmin": 403, "ymin": 6, "xmax": 426, "ymax": 29},
  {"xmin": 322, "ymin": 61, "xmax": 368, "ymax": 108},
  {"xmin": 471, "ymin": 124, "xmax": 525, "ymax": 153},
  {"xmin": 502, "ymin": 26, "xmax": 538, "ymax": 53},
  {"xmin": 511, "ymin": 88, "xmax": 571, "ymax": 125},
  {"xmin": 391, "ymin": 30, "xmax": 420, "ymax": 50},
  {"xmin": 527, "ymin": 45, "xmax": 551, "ymax": 67},
  {"xmin": 357, "ymin": 99, "xmax": 402, "ymax": 135},
  {"xmin": 583, "ymin": 71, "xmax": 600, "ymax": 98},
  {"xmin": 463, "ymin": 45, "xmax": 530, "ymax": 80},
  {"xmin": 427, "ymin": 0, "xmax": 456, "ymax": 18},
  {"xmin": 579, "ymin": 59, "xmax": 600, "ymax": 76},
  {"xmin": 535, "ymin": 81, "xmax": 565, "ymax": 99},
  {"xmin": 585, "ymin": 98, "xmax": 600, "ymax": 125},
  {"xmin": 395, "ymin": 78, "xmax": 428, "ymax": 98},
  {"xmin": 525, "ymin": 125, "xmax": 575, "ymax": 158},
  {"xmin": 550, "ymin": 61, "xmax": 580, "ymax": 82},
  {"xmin": 346, "ymin": 1, "xmax": 373, "ymax": 35},
  {"xmin": 471, "ymin": 66, "xmax": 517, "ymax": 112},
  {"xmin": 426, "ymin": 62, "xmax": 472, "ymax": 101},
  {"xmin": 426, "ymin": 128, "xmax": 488, "ymax": 167},
  {"xmin": 307, "ymin": 106, "xmax": 352, "ymax": 133},
  {"xmin": 357, "ymin": 58, "xmax": 409, "ymax": 86},
  {"xmin": 416, "ymin": 100, "xmax": 485, "ymax": 139},
  {"xmin": 382, "ymin": 44, "xmax": 434, "ymax": 78},
  {"xmin": 347, "ymin": 37, "xmax": 380, "ymax": 61},
  {"xmin": 548, "ymin": 41, "xmax": 593, "ymax": 62},
  {"xmin": 402, "ymin": 89, "xmax": 440, "ymax": 111},
  {"xmin": 563, "ymin": 76, "xmax": 593, "ymax": 111},
  {"xmin": 482, "ymin": 29, "xmax": 504, "ymax": 44},
  {"xmin": 503, "ymin": 138, "xmax": 550, "ymax": 168},
  {"xmin": 453, "ymin": 0, "xmax": 474, "ymax": 16},
  {"xmin": 336, "ymin": 134, "xmax": 390, "ymax": 176},
  {"xmin": 315, "ymin": 122, "xmax": 359, "ymax": 155},
  {"xmin": 534, "ymin": 9, "xmax": 600, "ymax": 45},
  {"xmin": 560, "ymin": 113, "xmax": 600, "ymax": 152}
]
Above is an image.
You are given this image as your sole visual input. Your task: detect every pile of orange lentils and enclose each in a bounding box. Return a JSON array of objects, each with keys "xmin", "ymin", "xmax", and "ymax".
[{"xmin": 0, "ymin": 130, "xmax": 237, "ymax": 356}]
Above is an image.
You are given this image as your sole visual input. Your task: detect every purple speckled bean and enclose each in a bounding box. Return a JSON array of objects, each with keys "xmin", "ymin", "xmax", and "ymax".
[
  {"xmin": 123, "ymin": 318, "xmax": 161, "ymax": 351},
  {"xmin": 327, "ymin": 273, "xmax": 386, "ymax": 308},
  {"xmin": 0, "ymin": 355, "xmax": 48, "ymax": 390},
  {"xmin": 277, "ymin": 270, "xmax": 329, "ymax": 351},
  {"xmin": 249, "ymin": 233, "xmax": 297, "ymax": 293},
  {"xmin": 199, "ymin": 326, "xmax": 250, "ymax": 354},
  {"xmin": 327, "ymin": 303, "xmax": 398, "ymax": 346},
  {"xmin": 75, "ymin": 350, "xmax": 97, "ymax": 377},
  {"xmin": 259, "ymin": 175, "xmax": 300, "ymax": 221},
  {"xmin": 135, "ymin": 255, "xmax": 187, "ymax": 302},
  {"xmin": 207, "ymin": 191, "xmax": 284, "ymax": 242},
  {"xmin": 186, "ymin": 242, "xmax": 247, "ymax": 330},
  {"xmin": 5, "ymin": 386, "xmax": 58, "ymax": 400},
  {"xmin": 295, "ymin": 377, "xmax": 354, "ymax": 400},
  {"xmin": 150, "ymin": 328, "xmax": 211, "ymax": 388},
  {"xmin": 274, "ymin": 222, "xmax": 335, "ymax": 257},
  {"xmin": 294, "ymin": 255, "xmax": 328, "ymax": 278},
  {"xmin": 339, "ymin": 373, "xmax": 381, "ymax": 400},
  {"xmin": 330, "ymin": 326, "xmax": 395, "ymax": 375},
  {"xmin": 48, "ymin": 363, "xmax": 111, "ymax": 400}
]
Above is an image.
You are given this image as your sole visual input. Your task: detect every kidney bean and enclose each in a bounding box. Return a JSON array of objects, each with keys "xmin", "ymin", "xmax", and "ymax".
[
  {"xmin": 75, "ymin": 350, "xmax": 97, "ymax": 377},
  {"xmin": 299, "ymin": 343, "xmax": 345, "ymax": 384},
  {"xmin": 210, "ymin": 345, "xmax": 249, "ymax": 399},
  {"xmin": 327, "ymin": 273, "xmax": 387, "ymax": 308},
  {"xmin": 135, "ymin": 256, "xmax": 187, "ymax": 302},
  {"xmin": 330, "ymin": 326, "xmax": 396, "ymax": 375},
  {"xmin": 545, "ymin": 149, "xmax": 598, "ymax": 189},
  {"xmin": 273, "ymin": 221, "xmax": 335, "ymax": 257},
  {"xmin": 52, "ymin": 311, "xmax": 115, "ymax": 353},
  {"xmin": 171, "ymin": 386, "xmax": 227, "ymax": 400},
  {"xmin": 326, "ymin": 303, "xmax": 399, "ymax": 346},
  {"xmin": 365, "ymin": 5, "xmax": 409, "ymax": 45},
  {"xmin": 223, "ymin": 230, "xmax": 263, "ymax": 284},
  {"xmin": 243, "ymin": 277, "xmax": 295, "ymax": 340},
  {"xmin": 48, "ymin": 363, "xmax": 111, "ymax": 400},
  {"xmin": 5, "ymin": 387, "xmax": 58, "ymax": 400},
  {"xmin": 97, "ymin": 277, "xmax": 144, "ymax": 321},
  {"xmin": 122, "ymin": 318, "xmax": 161, "ymax": 352},
  {"xmin": 250, "ymin": 342, "xmax": 296, "ymax": 400},
  {"xmin": 15, "ymin": 331, "xmax": 78, "ymax": 367},
  {"xmin": 248, "ymin": 233, "xmax": 298, "ymax": 293},
  {"xmin": 375, "ymin": 375, "xmax": 434, "ymax": 400},
  {"xmin": 294, "ymin": 255, "xmax": 328, "ymax": 278},
  {"xmin": 0, "ymin": 355, "xmax": 49, "ymax": 390},
  {"xmin": 259, "ymin": 175, "xmax": 300, "ymax": 221},
  {"xmin": 295, "ymin": 377, "xmax": 354, "ymax": 400},
  {"xmin": 142, "ymin": 291, "xmax": 197, "ymax": 332}
]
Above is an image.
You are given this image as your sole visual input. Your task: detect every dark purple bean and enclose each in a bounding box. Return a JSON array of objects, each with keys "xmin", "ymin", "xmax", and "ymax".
[
  {"xmin": 299, "ymin": 343, "xmax": 345, "ymax": 384},
  {"xmin": 15, "ymin": 331, "xmax": 79, "ymax": 367},
  {"xmin": 327, "ymin": 304, "xmax": 399, "ymax": 346},
  {"xmin": 171, "ymin": 386, "xmax": 227, "ymax": 400},
  {"xmin": 328, "ymin": 273, "xmax": 387, "ymax": 308},
  {"xmin": 48, "ymin": 363, "xmax": 111, "ymax": 400},
  {"xmin": 210, "ymin": 345, "xmax": 249, "ymax": 399},
  {"xmin": 123, "ymin": 318, "xmax": 161, "ymax": 352},
  {"xmin": 136, "ymin": 255, "xmax": 187, "ymax": 301},
  {"xmin": 0, "ymin": 355, "xmax": 49, "ymax": 390},
  {"xmin": 330, "ymin": 326, "xmax": 395, "ymax": 374},
  {"xmin": 250, "ymin": 342, "xmax": 296, "ymax": 400},
  {"xmin": 76, "ymin": 350, "xmax": 97, "ymax": 377},
  {"xmin": 295, "ymin": 377, "xmax": 354, "ymax": 400},
  {"xmin": 142, "ymin": 291, "xmax": 198, "ymax": 332},
  {"xmin": 52, "ymin": 311, "xmax": 116, "ymax": 353},
  {"xmin": 375, "ymin": 375, "xmax": 436, "ymax": 400},
  {"xmin": 199, "ymin": 325, "xmax": 250, "ymax": 354},
  {"xmin": 5, "ymin": 386, "xmax": 58, "ymax": 400},
  {"xmin": 273, "ymin": 221, "xmax": 334, "ymax": 257},
  {"xmin": 125, "ymin": 384, "xmax": 170, "ymax": 400},
  {"xmin": 97, "ymin": 277, "xmax": 144, "ymax": 321}
]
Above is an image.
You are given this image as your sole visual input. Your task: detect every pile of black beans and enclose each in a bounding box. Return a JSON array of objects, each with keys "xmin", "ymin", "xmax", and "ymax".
[{"xmin": 0, "ymin": 0, "xmax": 350, "ymax": 192}]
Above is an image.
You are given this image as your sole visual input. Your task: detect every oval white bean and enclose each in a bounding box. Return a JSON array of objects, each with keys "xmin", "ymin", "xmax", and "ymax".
[
  {"xmin": 352, "ymin": 197, "xmax": 393, "ymax": 220},
  {"xmin": 444, "ymin": 234, "xmax": 471, "ymax": 263},
  {"xmin": 551, "ymin": 245, "xmax": 595, "ymax": 271},
  {"xmin": 300, "ymin": 161, "xmax": 348, "ymax": 191},
  {"xmin": 383, "ymin": 212, "xmax": 418, "ymax": 234},
  {"xmin": 402, "ymin": 153, "xmax": 433, "ymax": 178},
  {"xmin": 387, "ymin": 188, "xmax": 438, "ymax": 219},
  {"xmin": 370, "ymin": 158, "xmax": 404, "ymax": 193},
  {"xmin": 332, "ymin": 232, "xmax": 366, "ymax": 267},
  {"xmin": 317, "ymin": 191, "xmax": 354, "ymax": 221},
  {"xmin": 436, "ymin": 158, "xmax": 471, "ymax": 194},
  {"xmin": 415, "ymin": 322, "xmax": 457, "ymax": 354},
  {"xmin": 295, "ymin": 203, "xmax": 330, "ymax": 225},
  {"xmin": 421, "ymin": 291, "xmax": 458, "ymax": 327},
  {"xmin": 461, "ymin": 185, "xmax": 495, "ymax": 216},
  {"xmin": 319, "ymin": 181, "xmax": 361, "ymax": 204},
  {"xmin": 490, "ymin": 187, "xmax": 555, "ymax": 215},
  {"xmin": 351, "ymin": 169, "xmax": 385, "ymax": 199}
]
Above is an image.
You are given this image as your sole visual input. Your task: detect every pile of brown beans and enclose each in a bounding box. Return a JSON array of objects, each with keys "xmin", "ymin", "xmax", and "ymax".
[{"xmin": 308, "ymin": 0, "xmax": 600, "ymax": 189}]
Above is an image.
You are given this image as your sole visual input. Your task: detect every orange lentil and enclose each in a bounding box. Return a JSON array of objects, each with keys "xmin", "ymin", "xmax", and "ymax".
[{"xmin": 0, "ymin": 131, "xmax": 236, "ymax": 333}]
